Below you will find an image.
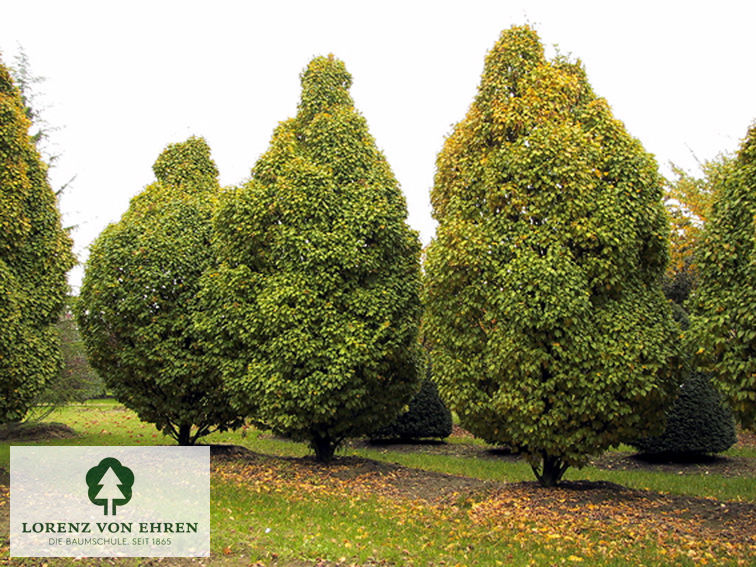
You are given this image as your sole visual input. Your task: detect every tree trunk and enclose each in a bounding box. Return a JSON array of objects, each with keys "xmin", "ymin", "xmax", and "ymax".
[
  {"xmin": 532, "ymin": 453, "xmax": 569, "ymax": 487},
  {"xmin": 311, "ymin": 433, "xmax": 337, "ymax": 463},
  {"xmin": 177, "ymin": 423, "xmax": 192, "ymax": 446}
]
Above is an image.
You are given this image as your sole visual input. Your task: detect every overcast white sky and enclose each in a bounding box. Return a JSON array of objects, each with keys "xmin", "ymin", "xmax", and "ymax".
[{"xmin": 1, "ymin": 1, "xmax": 754, "ymax": 291}]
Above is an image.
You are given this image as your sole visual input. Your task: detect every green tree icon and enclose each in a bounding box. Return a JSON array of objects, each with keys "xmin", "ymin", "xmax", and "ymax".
[{"xmin": 86, "ymin": 458, "xmax": 134, "ymax": 515}]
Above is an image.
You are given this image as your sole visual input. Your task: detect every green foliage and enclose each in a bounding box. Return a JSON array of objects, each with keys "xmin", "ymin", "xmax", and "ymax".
[
  {"xmin": 9, "ymin": 47, "xmax": 47, "ymax": 151},
  {"xmin": 662, "ymin": 255, "xmax": 696, "ymax": 306},
  {"xmin": 199, "ymin": 55, "xmax": 423, "ymax": 462},
  {"xmin": 53, "ymin": 298, "xmax": 106, "ymax": 401},
  {"xmin": 0, "ymin": 58, "xmax": 75, "ymax": 423},
  {"xmin": 689, "ymin": 123, "xmax": 756, "ymax": 428},
  {"xmin": 669, "ymin": 302, "xmax": 690, "ymax": 332},
  {"xmin": 369, "ymin": 377, "xmax": 453, "ymax": 441},
  {"xmin": 76, "ymin": 137, "xmax": 242, "ymax": 444},
  {"xmin": 423, "ymin": 26, "xmax": 680, "ymax": 486},
  {"xmin": 152, "ymin": 137, "xmax": 219, "ymax": 188},
  {"xmin": 24, "ymin": 298, "xmax": 106, "ymax": 422},
  {"xmin": 10, "ymin": 47, "xmax": 74, "ymax": 199},
  {"xmin": 663, "ymin": 156, "xmax": 733, "ymax": 306},
  {"xmin": 631, "ymin": 371, "xmax": 736, "ymax": 457}
]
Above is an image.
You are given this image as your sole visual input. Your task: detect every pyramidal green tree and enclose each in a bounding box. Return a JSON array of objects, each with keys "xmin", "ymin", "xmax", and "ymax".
[
  {"xmin": 200, "ymin": 55, "xmax": 423, "ymax": 462},
  {"xmin": 369, "ymin": 376, "xmax": 453, "ymax": 441},
  {"xmin": 0, "ymin": 58, "xmax": 74, "ymax": 423},
  {"xmin": 76, "ymin": 137, "xmax": 243, "ymax": 444},
  {"xmin": 631, "ymin": 370, "xmax": 736, "ymax": 457},
  {"xmin": 423, "ymin": 26, "xmax": 680, "ymax": 486},
  {"xmin": 690, "ymin": 123, "xmax": 756, "ymax": 428}
]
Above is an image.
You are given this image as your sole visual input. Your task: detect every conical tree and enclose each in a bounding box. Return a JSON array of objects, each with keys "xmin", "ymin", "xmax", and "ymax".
[
  {"xmin": 423, "ymin": 26, "xmax": 680, "ymax": 486},
  {"xmin": 0, "ymin": 59, "xmax": 74, "ymax": 423},
  {"xmin": 369, "ymin": 377, "xmax": 453, "ymax": 442},
  {"xmin": 690, "ymin": 123, "xmax": 756, "ymax": 428},
  {"xmin": 200, "ymin": 55, "xmax": 423, "ymax": 462},
  {"xmin": 631, "ymin": 370, "xmax": 736, "ymax": 457},
  {"xmin": 77, "ymin": 137, "xmax": 243, "ymax": 444}
]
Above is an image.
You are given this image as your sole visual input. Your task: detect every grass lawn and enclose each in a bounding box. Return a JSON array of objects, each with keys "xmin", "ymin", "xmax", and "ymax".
[{"xmin": 1, "ymin": 401, "xmax": 754, "ymax": 566}]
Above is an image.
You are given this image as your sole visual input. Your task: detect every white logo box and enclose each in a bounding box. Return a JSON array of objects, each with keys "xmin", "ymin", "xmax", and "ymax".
[{"xmin": 11, "ymin": 446, "xmax": 210, "ymax": 557}]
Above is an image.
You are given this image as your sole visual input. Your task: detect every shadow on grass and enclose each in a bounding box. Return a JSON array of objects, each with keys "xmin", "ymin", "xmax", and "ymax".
[{"xmin": 0, "ymin": 421, "xmax": 77, "ymax": 442}]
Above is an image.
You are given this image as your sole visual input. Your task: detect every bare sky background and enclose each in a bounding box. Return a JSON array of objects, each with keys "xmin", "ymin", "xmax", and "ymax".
[{"xmin": 1, "ymin": 0, "xmax": 754, "ymax": 292}]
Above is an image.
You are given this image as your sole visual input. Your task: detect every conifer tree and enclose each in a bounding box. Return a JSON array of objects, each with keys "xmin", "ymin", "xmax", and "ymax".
[
  {"xmin": 77, "ymin": 137, "xmax": 242, "ymax": 444},
  {"xmin": 690, "ymin": 123, "xmax": 756, "ymax": 428},
  {"xmin": 423, "ymin": 26, "xmax": 679, "ymax": 486},
  {"xmin": 631, "ymin": 371, "xmax": 736, "ymax": 457},
  {"xmin": 201, "ymin": 55, "xmax": 423, "ymax": 461},
  {"xmin": 0, "ymin": 59, "xmax": 74, "ymax": 423},
  {"xmin": 369, "ymin": 377, "xmax": 453, "ymax": 441}
]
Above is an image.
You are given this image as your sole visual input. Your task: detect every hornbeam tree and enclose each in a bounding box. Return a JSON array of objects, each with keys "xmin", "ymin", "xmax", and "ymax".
[
  {"xmin": 77, "ymin": 137, "xmax": 243, "ymax": 444},
  {"xmin": 0, "ymin": 58, "xmax": 74, "ymax": 423},
  {"xmin": 200, "ymin": 55, "xmax": 423, "ymax": 462},
  {"xmin": 423, "ymin": 26, "xmax": 680, "ymax": 486},
  {"xmin": 690, "ymin": 123, "xmax": 756, "ymax": 428}
]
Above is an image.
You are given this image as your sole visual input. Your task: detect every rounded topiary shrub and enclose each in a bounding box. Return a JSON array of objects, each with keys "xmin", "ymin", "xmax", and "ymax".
[
  {"xmin": 632, "ymin": 371, "xmax": 737, "ymax": 458},
  {"xmin": 369, "ymin": 379, "xmax": 453, "ymax": 441}
]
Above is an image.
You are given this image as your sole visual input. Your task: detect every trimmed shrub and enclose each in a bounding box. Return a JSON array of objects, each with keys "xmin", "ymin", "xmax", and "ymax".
[
  {"xmin": 632, "ymin": 371, "xmax": 737, "ymax": 457},
  {"xmin": 370, "ymin": 379, "xmax": 452, "ymax": 441}
]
